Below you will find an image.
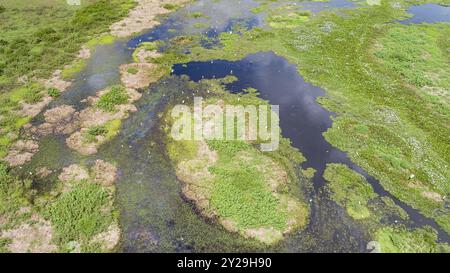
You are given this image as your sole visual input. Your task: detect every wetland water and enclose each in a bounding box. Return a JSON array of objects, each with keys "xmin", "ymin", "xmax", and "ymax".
[
  {"xmin": 401, "ymin": 4, "xmax": 450, "ymax": 24},
  {"xmin": 17, "ymin": 0, "xmax": 450, "ymax": 252}
]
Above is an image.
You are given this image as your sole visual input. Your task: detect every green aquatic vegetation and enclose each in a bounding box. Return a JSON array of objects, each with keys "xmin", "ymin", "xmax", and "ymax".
[
  {"xmin": 380, "ymin": 196, "xmax": 409, "ymax": 221},
  {"xmin": 103, "ymin": 119, "xmax": 122, "ymax": 141},
  {"xmin": 43, "ymin": 180, "xmax": 113, "ymax": 247},
  {"xmin": 138, "ymin": 41, "xmax": 159, "ymax": 51},
  {"xmin": 47, "ymin": 87, "xmax": 61, "ymax": 98},
  {"xmin": 162, "ymin": 3, "xmax": 179, "ymax": 10},
  {"xmin": 301, "ymin": 168, "xmax": 316, "ymax": 180},
  {"xmin": 163, "ymin": 79, "xmax": 309, "ymax": 244},
  {"xmin": 251, "ymin": 3, "xmax": 269, "ymax": 14},
  {"xmin": 132, "ymin": 41, "xmax": 160, "ymax": 62},
  {"xmin": 86, "ymin": 34, "xmax": 116, "ymax": 47},
  {"xmin": 324, "ymin": 164, "xmax": 377, "ymax": 220},
  {"xmin": 95, "ymin": 85, "xmax": 129, "ymax": 112},
  {"xmin": 193, "ymin": 22, "xmax": 209, "ymax": 29},
  {"xmin": 83, "ymin": 120, "xmax": 121, "ymax": 144},
  {"xmin": 0, "ymin": 0, "xmax": 136, "ymax": 161},
  {"xmin": 242, "ymin": 87, "xmax": 259, "ymax": 95},
  {"xmin": 375, "ymin": 226, "xmax": 450, "ymax": 253},
  {"xmin": 374, "ymin": 23, "xmax": 450, "ymax": 106},
  {"xmin": 127, "ymin": 67, "xmax": 139, "ymax": 75},
  {"xmin": 61, "ymin": 59, "xmax": 87, "ymax": 79},
  {"xmin": 61, "ymin": 35, "xmax": 117, "ymax": 79},
  {"xmin": 0, "ymin": 163, "xmax": 33, "ymax": 230}
]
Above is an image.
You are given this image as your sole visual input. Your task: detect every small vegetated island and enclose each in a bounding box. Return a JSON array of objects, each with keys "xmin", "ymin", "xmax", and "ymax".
[{"xmin": 162, "ymin": 78, "xmax": 310, "ymax": 245}]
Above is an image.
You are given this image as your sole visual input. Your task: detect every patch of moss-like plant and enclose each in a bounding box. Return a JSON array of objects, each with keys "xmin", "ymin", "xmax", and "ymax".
[
  {"xmin": 176, "ymin": 2, "xmax": 450, "ymax": 234},
  {"xmin": 374, "ymin": 24, "xmax": 448, "ymax": 90},
  {"xmin": 44, "ymin": 181, "xmax": 113, "ymax": 246},
  {"xmin": 375, "ymin": 226, "xmax": 450, "ymax": 253},
  {"xmin": 208, "ymin": 149, "xmax": 287, "ymax": 230},
  {"xmin": 324, "ymin": 164, "xmax": 377, "ymax": 220},
  {"xmin": 268, "ymin": 11, "xmax": 311, "ymax": 29},
  {"xmin": 96, "ymin": 85, "xmax": 129, "ymax": 112}
]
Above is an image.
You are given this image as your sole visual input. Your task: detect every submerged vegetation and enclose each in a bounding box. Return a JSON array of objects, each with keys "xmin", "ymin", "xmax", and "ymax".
[
  {"xmin": 0, "ymin": 0, "xmax": 135, "ymax": 253},
  {"xmin": 374, "ymin": 23, "xmax": 449, "ymax": 108},
  {"xmin": 375, "ymin": 226, "xmax": 450, "ymax": 253}
]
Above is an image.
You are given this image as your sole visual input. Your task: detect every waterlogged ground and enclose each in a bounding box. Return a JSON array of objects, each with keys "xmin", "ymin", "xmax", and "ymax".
[{"xmin": 5, "ymin": 0, "xmax": 450, "ymax": 252}]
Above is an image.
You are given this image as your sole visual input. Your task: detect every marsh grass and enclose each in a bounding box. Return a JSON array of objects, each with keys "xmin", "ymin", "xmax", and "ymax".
[
  {"xmin": 47, "ymin": 87, "xmax": 61, "ymax": 98},
  {"xmin": 84, "ymin": 125, "xmax": 108, "ymax": 143},
  {"xmin": 95, "ymin": 85, "xmax": 129, "ymax": 112},
  {"xmin": 149, "ymin": 0, "xmax": 450, "ymax": 246},
  {"xmin": 0, "ymin": 163, "xmax": 33, "ymax": 230},
  {"xmin": 172, "ymin": 1, "xmax": 450, "ymax": 235}
]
